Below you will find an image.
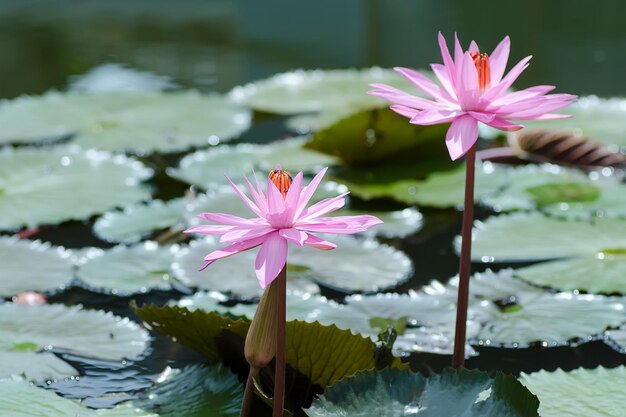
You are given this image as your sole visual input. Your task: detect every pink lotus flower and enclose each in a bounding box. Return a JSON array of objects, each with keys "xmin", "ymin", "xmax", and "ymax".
[
  {"xmin": 185, "ymin": 167, "xmax": 383, "ymax": 288},
  {"xmin": 368, "ymin": 33, "xmax": 576, "ymax": 160}
]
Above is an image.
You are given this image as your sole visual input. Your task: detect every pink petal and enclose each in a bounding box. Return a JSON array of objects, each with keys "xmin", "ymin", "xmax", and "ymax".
[
  {"xmin": 297, "ymin": 215, "xmax": 383, "ymax": 234},
  {"xmin": 445, "ymin": 114, "xmax": 479, "ymax": 161},
  {"xmin": 298, "ymin": 193, "xmax": 348, "ymax": 222},
  {"xmin": 482, "ymin": 55, "xmax": 532, "ymax": 102},
  {"xmin": 531, "ymin": 113, "xmax": 573, "ymax": 120},
  {"xmin": 294, "ymin": 167, "xmax": 328, "ymax": 219},
  {"xmin": 202, "ymin": 234, "xmax": 268, "ymax": 264},
  {"xmin": 255, "ymin": 231, "xmax": 288, "ymax": 288},
  {"xmin": 284, "ymin": 171, "xmax": 304, "ymax": 222},
  {"xmin": 437, "ymin": 32, "xmax": 456, "ymax": 77},
  {"xmin": 244, "ymin": 176, "xmax": 268, "ymax": 214},
  {"xmin": 303, "ymin": 234, "xmax": 337, "ymax": 250},
  {"xmin": 468, "ymin": 111, "xmax": 496, "ymax": 124},
  {"xmin": 456, "ymin": 52, "xmax": 480, "ymax": 110},
  {"xmin": 488, "ymin": 85, "xmax": 556, "ymax": 108},
  {"xmin": 495, "ymin": 93, "xmax": 576, "ymax": 115},
  {"xmin": 454, "ymin": 33, "xmax": 464, "ymax": 66},
  {"xmin": 390, "ymin": 105, "xmax": 420, "ymax": 119},
  {"xmin": 226, "ymin": 176, "xmax": 263, "ymax": 217},
  {"xmin": 265, "ymin": 179, "xmax": 290, "ymax": 228},
  {"xmin": 394, "ymin": 67, "xmax": 455, "ymax": 104},
  {"xmin": 279, "ymin": 228, "xmax": 308, "ymax": 246},
  {"xmin": 469, "ymin": 40, "xmax": 479, "ymax": 53},
  {"xmin": 184, "ymin": 224, "xmax": 234, "ymax": 235},
  {"xmin": 220, "ymin": 226, "xmax": 274, "ymax": 243},
  {"xmin": 369, "ymin": 84, "xmax": 445, "ymax": 110},
  {"xmin": 486, "ymin": 117, "xmax": 524, "ymax": 131},
  {"xmin": 197, "ymin": 212, "xmax": 261, "ymax": 226},
  {"xmin": 431, "ymin": 64, "xmax": 457, "ymax": 99},
  {"xmin": 410, "ymin": 109, "xmax": 459, "ymax": 125},
  {"xmin": 489, "ymin": 36, "xmax": 510, "ymax": 85}
]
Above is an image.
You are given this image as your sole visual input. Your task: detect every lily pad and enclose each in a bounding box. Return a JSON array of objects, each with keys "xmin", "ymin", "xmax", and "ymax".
[
  {"xmin": 0, "ymin": 146, "xmax": 152, "ymax": 230},
  {"xmin": 69, "ymin": 63, "xmax": 175, "ymax": 93},
  {"xmin": 519, "ymin": 367, "xmax": 626, "ymax": 417},
  {"xmin": 93, "ymin": 199, "xmax": 186, "ymax": 244},
  {"xmin": 76, "ymin": 242, "xmax": 178, "ymax": 295},
  {"xmin": 0, "ymin": 237, "xmax": 73, "ymax": 297},
  {"xmin": 521, "ymin": 96, "xmax": 626, "ymax": 149},
  {"xmin": 467, "ymin": 213, "xmax": 626, "ymax": 262},
  {"xmin": 285, "ymin": 108, "xmax": 359, "ymax": 134},
  {"xmin": 344, "ymin": 207, "xmax": 423, "ymax": 238},
  {"xmin": 74, "ymin": 92, "xmax": 252, "ymax": 153},
  {"xmin": 605, "ymin": 323, "xmax": 626, "ymax": 353},
  {"xmin": 0, "ymin": 352, "xmax": 78, "ymax": 381},
  {"xmin": 168, "ymin": 137, "xmax": 338, "ymax": 189},
  {"xmin": 305, "ymin": 368, "xmax": 539, "ymax": 417},
  {"xmin": 0, "ymin": 303, "xmax": 150, "ymax": 362},
  {"xmin": 132, "ymin": 364, "xmax": 242, "ymax": 417},
  {"xmin": 514, "ymin": 255, "xmax": 626, "ymax": 294},
  {"xmin": 228, "ymin": 67, "xmax": 415, "ymax": 115}
]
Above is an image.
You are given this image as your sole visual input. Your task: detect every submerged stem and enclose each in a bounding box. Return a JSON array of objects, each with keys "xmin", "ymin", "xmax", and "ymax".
[
  {"xmin": 240, "ymin": 367, "xmax": 259, "ymax": 417},
  {"xmin": 273, "ymin": 266, "xmax": 287, "ymax": 417},
  {"xmin": 452, "ymin": 145, "xmax": 476, "ymax": 369}
]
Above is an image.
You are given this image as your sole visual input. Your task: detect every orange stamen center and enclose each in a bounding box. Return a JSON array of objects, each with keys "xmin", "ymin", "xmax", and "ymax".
[
  {"xmin": 269, "ymin": 165, "xmax": 293, "ymax": 198},
  {"xmin": 470, "ymin": 51, "xmax": 491, "ymax": 92}
]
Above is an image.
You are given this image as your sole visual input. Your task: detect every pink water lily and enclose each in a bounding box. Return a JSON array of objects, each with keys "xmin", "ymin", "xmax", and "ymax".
[
  {"xmin": 185, "ymin": 167, "xmax": 383, "ymax": 288},
  {"xmin": 368, "ymin": 32, "xmax": 576, "ymax": 160}
]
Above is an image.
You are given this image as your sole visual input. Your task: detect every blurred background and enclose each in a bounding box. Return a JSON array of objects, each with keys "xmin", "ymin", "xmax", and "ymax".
[{"xmin": 0, "ymin": 0, "xmax": 624, "ymax": 99}]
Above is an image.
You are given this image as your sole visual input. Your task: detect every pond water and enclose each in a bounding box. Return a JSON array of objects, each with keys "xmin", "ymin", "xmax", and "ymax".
[{"xmin": 1, "ymin": 1, "xmax": 625, "ymax": 415}]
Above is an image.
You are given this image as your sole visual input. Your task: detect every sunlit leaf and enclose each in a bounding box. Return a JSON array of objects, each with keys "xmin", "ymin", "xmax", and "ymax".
[
  {"xmin": 0, "ymin": 352, "xmax": 77, "ymax": 381},
  {"xmin": 76, "ymin": 242, "xmax": 178, "ymax": 295},
  {"xmin": 520, "ymin": 367, "xmax": 626, "ymax": 417},
  {"xmin": 0, "ymin": 237, "xmax": 73, "ymax": 297},
  {"xmin": 0, "ymin": 146, "xmax": 152, "ymax": 230},
  {"xmin": 93, "ymin": 198, "xmax": 186, "ymax": 244},
  {"xmin": 305, "ymin": 368, "xmax": 539, "ymax": 417},
  {"xmin": 228, "ymin": 67, "xmax": 416, "ymax": 115},
  {"xmin": 605, "ymin": 323, "xmax": 626, "ymax": 353}
]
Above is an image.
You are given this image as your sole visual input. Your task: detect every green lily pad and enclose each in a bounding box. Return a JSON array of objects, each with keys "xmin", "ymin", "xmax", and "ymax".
[
  {"xmin": 0, "ymin": 352, "xmax": 77, "ymax": 380},
  {"xmin": 519, "ymin": 367, "xmax": 626, "ymax": 417},
  {"xmin": 605, "ymin": 323, "xmax": 626, "ymax": 353},
  {"xmin": 343, "ymin": 207, "xmax": 423, "ymax": 238},
  {"xmin": 0, "ymin": 303, "xmax": 150, "ymax": 362},
  {"xmin": 168, "ymin": 137, "xmax": 338, "ymax": 189},
  {"xmin": 76, "ymin": 242, "xmax": 178, "ymax": 295},
  {"xmin": 74, "ymin": 92, "xmax": 252, "ymax": 153},
  {"xmin": 0, "ymin": 146, "xmax": 152, "ymax": 230},
  {"xmin": 521, "ymin": 96, "xmax": 626, "ymax": 149},
  {"xmin": 69, "ymin": 63, "xmax": 175, "ymax": 93},
  {"xmin": 93, "ymin": 198, "xmax": 186, "ymax": 244},
  {"xmin": 132, "ymin": 364, "xmax": 242, "ymax": 417},
  {"xmin": 0, "ymin": 237, "xmax": 73, "ymax": 297},
  {"xmin": 467, "ymin": 213, "xmax": 626, "ymax": 262},
  {"xmin": 228, "ymin": 67, "xmax": 415, "ymax": 115},
  {"xmin": 305, "ymin": 107, "xmax": 448, "ymax": 164},
  {"xmin": 515, "ymin": 255, "xmax": 626, "ymax": 294},
  {"xmin": 171, "ymin": 238, "xmax": 320, "ymax": 298},
  {"xmin": 305, "ymin": 368, "xmax": 539, "ymax": 417},
  {"xmin": 285, "ymin": 108, "xmax": 359, "ymax": 134}
]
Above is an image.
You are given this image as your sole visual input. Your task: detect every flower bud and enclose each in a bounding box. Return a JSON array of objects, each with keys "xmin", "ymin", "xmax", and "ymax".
[{"xmin": 244, "ymin": 279, "xmax": 278, "ymax": 369}]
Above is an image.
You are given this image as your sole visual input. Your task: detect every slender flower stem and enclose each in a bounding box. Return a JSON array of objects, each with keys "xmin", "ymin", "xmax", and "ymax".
[
  {"xmin": 240, "ymin": 367, "xmax": 259, "ymax": 417},
  {"xmin": 273, "ymin": 266, "xmax": 287, "ymax": 417},
  {"xmin": 452, "ymin": 145, "xmax": 476, "ymax": 369}
]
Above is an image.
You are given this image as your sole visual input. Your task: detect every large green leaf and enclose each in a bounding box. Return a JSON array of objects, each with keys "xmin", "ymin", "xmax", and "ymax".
[
  {"xmin": 514, "ymin": 255, "xmax": 626, "ymax": 294},
  {"xmin": 76, "ymin": 242, "xmax": 178, "ymax": 295},
  {"xmin": 228, "ymin": 67, "xmax": 416, "ymax": 115},
  {"xmin": 0, "ymin": 303, "xmax": 150, "ymax": 363},
  {"xmin": 93, "ymin": 198, "xmax": 186, "ymax": 244},
  {"xmin": 305, "ymin": 368, "xmax": 539, "ymax": 417},
  {"xmin": 305, "ymin": 107, "xmax": 448, "ymax": 164},
  {"xmin": 0, "ymin": 237, "xmax": 73, "ymax": 297},
  {"xmin": 467, "ymin": 213, "xmax": 626, "ymax": 262},
  {"xmin": 605, "ymin": 323, "xmax": 626, "ymax": 353},
  {"xmin": 168, "ymin": 137, "xmax": 338, "ymax": 189},
  {"xmin": 0, "ymin": 352, "xmax": 77, "ymax": 381},
  {"xmin": 520, "ymin": 367, "xmax": 626, "ymax": 417},
  {"xmin": 521, "ymin": 96, "xmax": 626, "ymax": 148},
  {"xmin": 74, "ymin": 92, "xmax": 251, "ymax": 153},
  {"xmin": 0, "ymin": 146, "xmax": 152, "ymax": 230}
]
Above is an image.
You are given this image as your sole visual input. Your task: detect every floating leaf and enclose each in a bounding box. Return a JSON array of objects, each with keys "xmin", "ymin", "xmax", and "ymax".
[
  {"xmin": 0, "ymin": 146, "xmax": 152, "ymax": 230},
  {"xmin": 468, "ymin": 213, "xmax": 626, "ymax": 262},
  {"xmin": 76, "ymin": 242, "xmax": 178, "ymax": 295},
  {"xmin": 0, "ymin": 237, "xmax": 73, "ymax": 297},
  {"xmin": 132, "ymin": 364, "xmax": 242, "ymax": 417},
  {"xmin": 605, "ymin": 323, "xmax": 626, "ymax": 353},
  {"xmin": 228, "ymin": 67, "xmax": 415, "ymax": 115},
  {"xmin": 514, "ymin": 256, "xmax": 626, "ymax": 294},
  {"xmin": 520, "ymin": 367, "xmax": 626, "ymax": 417},
  {"xmin": 0, "ymin": 352, "xmax": 77, "ymax": 381},
  {"xmin": 305, "ymin": 368, "xmax": 539, "ymax": 417},
  {"xmin": 93, "ymin": 199, "xmax": 186, "ymax": 244},
  {"xmin": 305, "ymin": 107, "xmax": 448, "ymax": 164},
  {"xmin": 346, "ymin": 207, "xmax": 423, "ymax": 238},
  {"xmin": 285, "ymin": 108, "xmax": 359, "ymax": 134},
  {"xmin": 0, "ymin": 303, "xmax": 150, "ymax": 362},
  {"xmin": 69, "ymin": 63, "xmax": 175, "ymax": 93},
  {"xmin": 521, "ymin": 96, "xmax": 626, "ymax": 149},
  {"xmin": 171, "ymin": 238, "xmax": 320, "ymax": 298},
  {"xmin": 74, "ymin": 92, "xmax": 252, "ymax": 153},
  {"xmin": 168, "ymin": 137, "xmax": 338, "ymax": 189},
  {"xmin": 510, "ymin": 129, "xmax": 626, "ymax": 167}
]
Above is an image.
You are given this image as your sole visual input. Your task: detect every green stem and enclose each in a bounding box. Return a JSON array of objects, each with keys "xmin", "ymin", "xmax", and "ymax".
[
  {"xmin": 240, "ymin": 367, "xmax": 259, "ymax": 417},
  {"xmin": 452, "ymin": 145, "xmax": 476, "ymax": 369},
  {"xmin": 273, "ymin": 266, "xmax": 287, "ymax": 417}
]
